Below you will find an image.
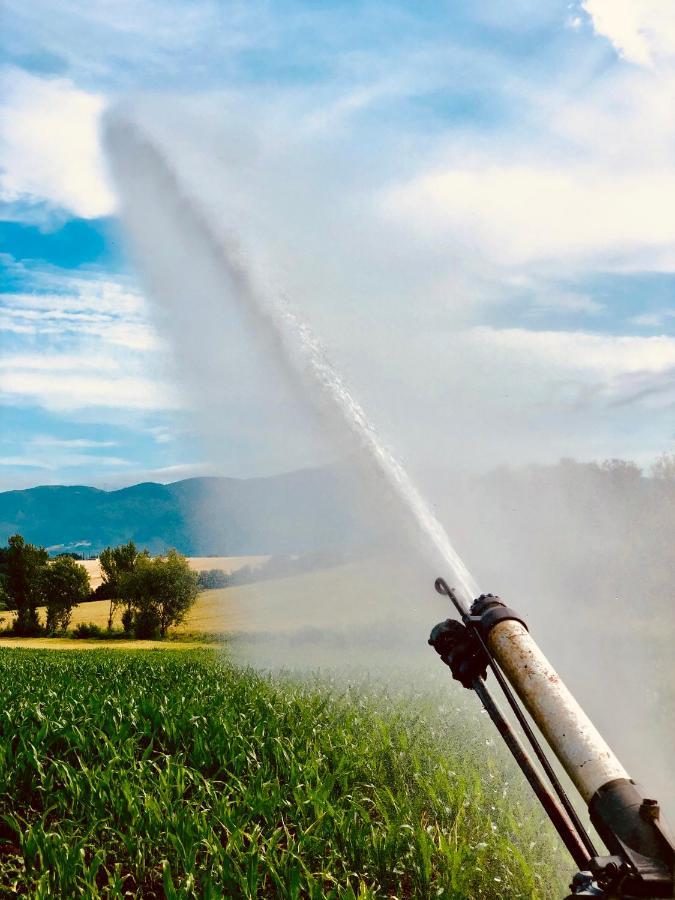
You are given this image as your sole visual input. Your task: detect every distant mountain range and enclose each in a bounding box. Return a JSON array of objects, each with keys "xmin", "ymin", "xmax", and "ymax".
[{"xmin": 0, "ymin": 466, "xmax": 373, "ymax": 556}]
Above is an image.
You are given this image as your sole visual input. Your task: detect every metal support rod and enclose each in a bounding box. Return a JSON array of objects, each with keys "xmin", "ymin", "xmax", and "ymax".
[
  {"xmin": 435, "ymin": 578, "xmax": 599, "ymax": 860},
  {"xmin": 471, "ymin": 677, "xmax": 591, "ymax": 869},
  {"xmin": 486, "ymin": 653, "xmax": 598, "ymax": 857}
]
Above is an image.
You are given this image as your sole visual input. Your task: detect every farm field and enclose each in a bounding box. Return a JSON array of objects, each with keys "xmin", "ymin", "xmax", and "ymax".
[
  {"xmin": 0, "ymin": 648, "xmax": 568, "ymax": 898},
  {"xmin": 0, "ymin": 637, "xmax": 212, "ymax": 651},
  {"xmin": 0, "ymin": 557, "xmax": 437, "ymax": 653},
  {"xmin": 77, "ymin": 555, "xmax": 269, "ymax": 590}
]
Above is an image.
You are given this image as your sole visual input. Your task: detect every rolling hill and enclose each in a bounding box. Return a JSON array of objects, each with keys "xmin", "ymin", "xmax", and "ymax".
[{"xmin": 0, "ymin": 464, "xmax": 374, "ymax": 556}]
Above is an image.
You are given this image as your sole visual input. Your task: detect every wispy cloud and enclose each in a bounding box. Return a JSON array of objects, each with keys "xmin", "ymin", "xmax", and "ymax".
[
  {"xmin": 629, "ymin": 310, "xmax": 675, "ymax": 327},
  {"xmin": 468, "ymin": 326, "xmax": 675, "ymax": 412},
  {"xmin": 0, "ymin": 453, "xmax": 131, "ymax": 469},
  {"xmin": 470, "ymin": 327, "xmax": 675, "ymax": 376},
  {"xmin": 0, "ymin": 256, "xmax": 173, "ymax": 416},
  {"xmin": 28, "ymin": 435, "xmax": 119, "ymax": 449},
  {"xmin": 0, "ymin": 263, "xmax": 158, "ymax": 351},
  {"xmin": 0, "ymin": 364, "xmax": 179, "ymax": 412}
]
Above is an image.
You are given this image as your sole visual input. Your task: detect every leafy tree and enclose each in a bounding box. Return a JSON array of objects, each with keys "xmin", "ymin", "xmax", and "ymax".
[
  {"xmin": 43, "ymin": 556, "xmax": 90, "ymax": 634},
  {"xmin": 99, "ymin": 541, "xmax": 142, "ymax": 629},
  {"xmin": 5, "ymin": 534, "xmax": 48, "ymax": 636},
  {"xmin": 122, "ymin": 550, "xmax": 198, "ymax": 638},
  {"xmin": 100, "ymin": 540, "xmax": 139, "ymax": 588}
]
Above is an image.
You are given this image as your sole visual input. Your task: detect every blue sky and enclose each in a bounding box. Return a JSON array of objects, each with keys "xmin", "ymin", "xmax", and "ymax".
[{"xmin": 1, "ymin": 0, "xmax": 675, "ymax": 490}]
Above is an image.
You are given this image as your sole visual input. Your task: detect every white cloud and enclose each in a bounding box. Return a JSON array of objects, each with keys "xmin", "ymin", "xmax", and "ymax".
[
  {"xmin": 0, "ymin": 351, "xmax": 179, "ymax": 412},
  {"xmin": 0, "ymin": 277, "xmax": 160, "ymax": 351},
  {"xmin": 0, "ymin": 453, "xmax": 130, "ymax": 469},
  {"xmin": 381, "ymin": 165, "xmax": 675, "ymax": 270},
  {"xmin": 0, "ymin": 259, "xmax": 176, "ymax": 421},
  {"xmin": 529, "ymin": 291, "xmax": 605, "ymax": 316},
  {"xmin": 2, "ymin": 282, "xmax": 145, "ymax": 316},
  {"xmin": 29, "ymin": 436, "xmax": 119, "ymax": 449},
  {"xmin": 0, "ymin": 67, "xmax": 115, "ymax": 217},
  {"xmin": 629, "ymin": 310, "xmax": 675, "ymax": 327},
  {"xmin": 3, "ymin": 0, "xmax": 272, "ymax": 86},
  {"xmin": 0, "ymin": 368, "xmax": 178, "ymax": 412},
  {"xmin": 628, "ymin": 313, "xmax": 661, "ymax": 327},
  {"xmin": 0, "ymin": 456, "xmax": 52, "ymax": 469},
  {"xmin": 582, "ymin": 0, "xmax": 675, "ymax": 67},
  {"xmin": 466, "ymin": 326, "xmax": 675, "ymax": 411},
  {"xmin": 470, "ymin": 327, "xmax": 675, "ymax": 376},
  {"xmin": 146, "ymin": 425, "xmax": 175, "ymax": 444},
  {"xmin": 0, "ymin": 353, "xmax": 118, "ymax": 372}
]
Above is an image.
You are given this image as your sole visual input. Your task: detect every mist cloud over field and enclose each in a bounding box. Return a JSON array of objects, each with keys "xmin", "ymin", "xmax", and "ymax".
[{"xmin": 103, "ymin": 99, "xmax": 674, "ymax": 814}]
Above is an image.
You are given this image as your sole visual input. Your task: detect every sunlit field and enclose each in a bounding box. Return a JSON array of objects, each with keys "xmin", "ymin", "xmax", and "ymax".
[
  {"xmin": 0, "ymin": 558, "xmax": 437, "ymax": 652},
  {"xmin": 0, "ymin": 649, "xmax": 568, "ymax": 898},
  {"xmin": 77, "ymin": 556, "xmax": 269, "ymax": 591}
]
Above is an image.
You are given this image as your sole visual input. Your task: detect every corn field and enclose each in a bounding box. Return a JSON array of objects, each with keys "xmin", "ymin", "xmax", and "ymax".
[{"xmin": 0, "ymin": 649, "xmax": 567, "ymax": 898}]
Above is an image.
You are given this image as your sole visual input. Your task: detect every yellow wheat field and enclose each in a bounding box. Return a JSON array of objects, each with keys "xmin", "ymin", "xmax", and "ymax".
[
  {"xmin": 77, "ymin": 555, "xmax": 268, "ymax": 589},
  {"xmin": 0, "ymin": 556, "xmax": 430, "ymax": 651}
]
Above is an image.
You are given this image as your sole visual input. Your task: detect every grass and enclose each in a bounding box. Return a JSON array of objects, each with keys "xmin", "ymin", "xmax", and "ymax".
[{"xmin": 0, "ymin": 649, "xmax": 568, "ymax": 898}]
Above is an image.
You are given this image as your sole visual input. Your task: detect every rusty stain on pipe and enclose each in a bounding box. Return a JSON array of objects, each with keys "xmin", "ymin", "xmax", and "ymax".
[{"xmin": 488, "ymin": 620, "xmax": 629, "ymax": 803}]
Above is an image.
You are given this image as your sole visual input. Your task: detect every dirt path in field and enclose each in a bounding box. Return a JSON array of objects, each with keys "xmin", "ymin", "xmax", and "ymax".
[{"xmin": 0, "ymin": 637, "xmax": 221, "ymax": 651}]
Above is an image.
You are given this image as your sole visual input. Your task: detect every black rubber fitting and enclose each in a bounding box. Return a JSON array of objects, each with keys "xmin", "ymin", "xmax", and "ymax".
[
  {"xmin": 469, "ymin": 593, "xmax": 528, "ymax": 638},
  {"xmin": 428, "ymin": 618, "xmax": 489, "ymax": 689}
]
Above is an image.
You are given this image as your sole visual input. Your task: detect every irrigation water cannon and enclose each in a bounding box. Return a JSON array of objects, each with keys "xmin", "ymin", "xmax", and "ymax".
[{"xmin": 428, "ymin": 579, "xmax": 674, "ymax": 899}]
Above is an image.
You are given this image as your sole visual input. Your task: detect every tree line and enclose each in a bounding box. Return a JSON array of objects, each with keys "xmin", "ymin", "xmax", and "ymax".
[{"xmin": 0, "ymin": 536, "xmax": 198, "ymax": 639}]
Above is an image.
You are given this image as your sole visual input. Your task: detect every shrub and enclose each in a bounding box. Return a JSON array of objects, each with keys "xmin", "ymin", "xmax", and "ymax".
[
  {"xmin": 133, "ymin": 606, "xmax": 160, "ymax": 639},
  {"xmin": 196, "ymin": 569, "xmax": 230, "ymax": 590},
  {"xmin": 72, "ymin": 622, "xmax": 104, "ymax": 639},
  {"xmin": 121, "ymin": 607, "xmax": 134, "ymax": 634}
]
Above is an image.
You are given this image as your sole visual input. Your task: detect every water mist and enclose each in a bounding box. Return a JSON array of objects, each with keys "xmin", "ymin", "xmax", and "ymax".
[
  {"xmin": 103, "ymin": 105, "xmax": 478, "ymax": 607},
  {"xmin": 102, "ymin": 101, "xmax": 673, "ymax": 816}
]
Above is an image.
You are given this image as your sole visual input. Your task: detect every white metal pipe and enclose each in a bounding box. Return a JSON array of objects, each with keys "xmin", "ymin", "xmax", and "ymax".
[{"xmin": 487, "ymin": 620, "xmax": 629, "ymax": 803}]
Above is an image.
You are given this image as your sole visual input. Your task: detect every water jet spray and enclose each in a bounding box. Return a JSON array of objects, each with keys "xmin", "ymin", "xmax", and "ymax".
[{"xmin": 429, "ymin": 579, "xmax": 674, "ymax": 898}]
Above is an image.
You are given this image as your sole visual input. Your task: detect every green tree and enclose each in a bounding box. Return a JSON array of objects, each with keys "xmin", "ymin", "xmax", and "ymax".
[
  {"xmin": 5, "ymin": 534, "xmax": 48, "ymax": 636},
  {"xmin": 99, "ymin": 541, "xmax": 141, "ymax": 629},
  {"xmin": 122, "ymin": 550, "xmax": 198, "ymax": 638},
  {"xmin": 43, "ymin": 556, "xmax": 91, "ymax": 633}
]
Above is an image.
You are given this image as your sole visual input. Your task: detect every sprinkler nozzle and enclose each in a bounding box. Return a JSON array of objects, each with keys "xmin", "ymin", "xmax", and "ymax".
[{"xmin": 428, "ymin": 618, "xmax": 489, "ymax": 688}]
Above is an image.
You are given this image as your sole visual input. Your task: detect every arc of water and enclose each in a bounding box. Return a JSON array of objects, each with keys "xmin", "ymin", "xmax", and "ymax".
[{"xmin": 104, "ymin": 109, "xmax": 480, "ymax": 608}]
